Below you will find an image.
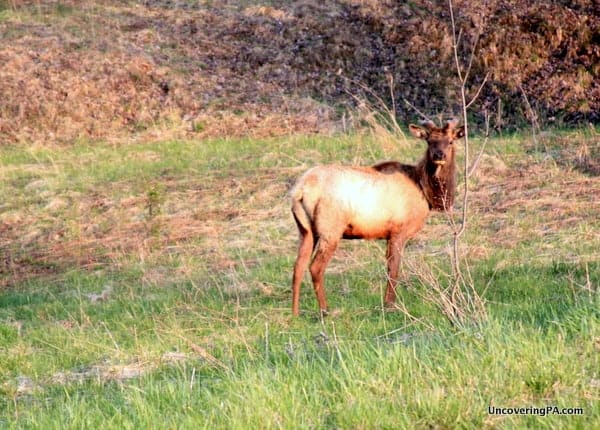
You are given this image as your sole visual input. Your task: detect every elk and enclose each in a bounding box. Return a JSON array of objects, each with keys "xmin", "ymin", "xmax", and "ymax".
[{"xmin": 290, "ymin": 120, "xmax": 464, "ymax": 316}]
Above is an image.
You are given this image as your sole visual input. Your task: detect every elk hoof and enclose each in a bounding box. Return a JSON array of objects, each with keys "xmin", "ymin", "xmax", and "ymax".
[{"xmin": 384, "ymin": 301, "xmax": 401, "ymax": 312}]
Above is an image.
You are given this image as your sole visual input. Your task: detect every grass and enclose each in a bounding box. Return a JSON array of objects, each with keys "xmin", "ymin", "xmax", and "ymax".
[{"xmin": 1, "ymin": 129, "xmax": 599, "ymax": 428}]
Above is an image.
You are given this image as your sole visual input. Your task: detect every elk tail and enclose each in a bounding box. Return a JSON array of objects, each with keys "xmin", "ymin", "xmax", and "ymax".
[
  {"xmin": 290, "ymin": 185, "xmax": 313, "ymax": 237},
  {"xmin": 290, "ymin": 183, "xmax": 315, "ymax": 315}
]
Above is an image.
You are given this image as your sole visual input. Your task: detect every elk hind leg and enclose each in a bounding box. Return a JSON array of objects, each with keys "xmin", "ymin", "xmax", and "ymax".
[
  {"xmin": 309, "ymin": 237, "xmax": 339, "ymax": 315},
  {"xmin": 291, "ymin": 217, "xmax": 315, "ymax": 316}
]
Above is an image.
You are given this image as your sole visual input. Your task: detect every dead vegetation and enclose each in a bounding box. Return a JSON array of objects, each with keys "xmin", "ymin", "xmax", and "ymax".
[
  {"xmin": 1, "ymin": 133, "xmax": 598, "ymax": 289},
  {"xmin": 0, "ymin": 161, "xmax": 295, "ymax": 287},
  {"xmin": 468, "ymin": 140, "xmax": 600, "ymax": 261},
  {"xmin": 0, "ymin": 0, "xmax": 598, "ymax": 144}
]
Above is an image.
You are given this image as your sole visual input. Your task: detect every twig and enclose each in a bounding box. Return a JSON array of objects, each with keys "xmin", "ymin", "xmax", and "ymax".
[
  {"xmin": 466, "ymin": 72, "xmax": 490, "ymax": 109},
  {"xmin": 402, "ymin": 98, "xmax": 434, "ymax": 123},
  {"xmin": 449, "ymin": 3, "xmax": 463, "ymax": 82},
  {"xmin": 447, "ymin": 0, "xmax": 488, "ymax": 325},
  {"xmin": 468, "ymin": 110, "xmax": 491, "ymax": 178},
  {"xmin": 343, "ymin": 77, "xmax": 407, "ymax": 142},
  {"xmin": 174, "ymin": 333, "xmax": 230, "ymax": 372},
  {"xmin": 388, "ymin": 73, "xmax": 397, "ymax": 121},
  {"xmin": 518, "ymin": 83, "xmax": 541, "ymax": 151},
  {"xmin": 463, "ymin": 31, "xmax": 481, "ymax": 85},
  {"xmin": 449, "ymin": 0, "xmax": 469, "ymax": 241}
]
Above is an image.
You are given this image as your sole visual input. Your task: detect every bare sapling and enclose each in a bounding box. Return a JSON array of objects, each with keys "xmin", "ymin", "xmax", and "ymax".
[
  {"xmin": 443, "ymin": 0, "xmax": 488, "ymax": 326},
  {"xmin": 398, "ymin": 1, "xmax": 490, "ymax": 328}
]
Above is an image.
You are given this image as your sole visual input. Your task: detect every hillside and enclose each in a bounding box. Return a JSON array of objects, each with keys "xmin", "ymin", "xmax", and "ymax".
[{"xmin": 0, "ymin": 0, "xmax": 598, "ymax": 144}]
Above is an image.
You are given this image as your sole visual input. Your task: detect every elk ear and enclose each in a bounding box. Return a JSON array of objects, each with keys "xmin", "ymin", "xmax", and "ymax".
[
  {"xmin": 409, "ymin": 124, "xmax": 429, "ymax": 139},
  {"xmin": 454, "ymin": 126, "xmax": 465, "ymax": 139}
]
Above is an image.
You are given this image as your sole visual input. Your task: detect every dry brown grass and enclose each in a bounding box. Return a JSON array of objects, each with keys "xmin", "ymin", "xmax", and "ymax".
[
  {"xmin": 3, "ymin": 156, "xmax": 599, "ymax": 288},
  {"xmin": 467, "ymin": 146, "xmax": 600, "ymax": 265},
  {"xmin": 0, "ymin": 1, "xmax": 337, "ymax": 144},
  {"xmin": 0, "ymin": 159, "xmax": 298, "ymax": 287},
  {"xmin": 1, "ymin": 0, "xmax": 597, "ymax": 145},
  {"xmin": 1, "ymin": 132, "xmax": 598, "ymax": 289}
]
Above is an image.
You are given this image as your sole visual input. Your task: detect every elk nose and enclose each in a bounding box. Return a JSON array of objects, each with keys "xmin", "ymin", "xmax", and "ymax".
[{"xmin": 433, "ymin": 149, "xmax": 445, "ymax": 161}]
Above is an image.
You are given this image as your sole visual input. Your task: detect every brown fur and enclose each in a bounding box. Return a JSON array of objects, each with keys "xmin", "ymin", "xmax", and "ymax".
[{"xmin": 290, "ymin": 120, "xmax": 464, "ymax": 316}]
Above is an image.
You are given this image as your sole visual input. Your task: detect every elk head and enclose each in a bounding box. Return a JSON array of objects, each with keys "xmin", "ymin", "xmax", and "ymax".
[{"xmin": 409, "ymin": 119, "xmax": 465, "ymax": 211}]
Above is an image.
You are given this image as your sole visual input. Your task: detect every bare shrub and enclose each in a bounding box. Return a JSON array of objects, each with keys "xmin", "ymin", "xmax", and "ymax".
[{"xmin": 395, "ymin": 0, "xmax": 489, "ymax": 328}]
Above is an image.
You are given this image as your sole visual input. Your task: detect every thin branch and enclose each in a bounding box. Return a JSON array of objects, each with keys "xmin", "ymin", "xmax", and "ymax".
[
  {"xmin": 449, "ymin": 0, "xmax": 469, "ymax": 300},
  {"xmin": 463, "ymin": 31, "xmax": 481, "ymax": 85},
  {"xmin": 468, "ymin": 111, "xmax": 491, "ymax": 178},
  {"xmin": 465, "ymin": 72, "xmax": 490, "ymax": 109},
  {"xmin": 455, "ymin": 106, "xmax": 471, "ymax": 240},
  {"xmin": 402, "ymin": 98, "xmax": 434, "ymax": 123},
  {"xmin": 388, "ymin": 73, "xmax": 397, "ymax": 120},
  {"xmin": 449, "ymin": 0, "xmax": 464, "ymax": 83},
  {"xmin": 447, "ymin": 0, "xmax": 487, "ymax": 325},
  {"xmin": 343, "ymin": 77, "xmax": 405, "ymax": 139},
  {"xmin": 518, "ymin": 83, "xmax": 541, "ymax": 151},
  {"xmin": 456, "ymin": 27, "xmax": 463, "ymax": 54}
]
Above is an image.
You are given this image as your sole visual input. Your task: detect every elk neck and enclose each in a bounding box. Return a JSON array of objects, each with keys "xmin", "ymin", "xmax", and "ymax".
[{"xmin": 416, "ymin": 156, "xmax": 456, "ymax": 212}]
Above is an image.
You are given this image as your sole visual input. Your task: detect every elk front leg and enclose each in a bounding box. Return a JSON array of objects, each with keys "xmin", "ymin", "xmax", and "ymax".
[{"xmin": 384, "ymin": 233, "xmax": 405, "ymax": 306}]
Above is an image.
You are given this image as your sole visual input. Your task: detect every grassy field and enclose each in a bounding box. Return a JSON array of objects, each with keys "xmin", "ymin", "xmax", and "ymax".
[{"xmin": 0, "ymin": 129, "xmax": 599, "ymax": 428}]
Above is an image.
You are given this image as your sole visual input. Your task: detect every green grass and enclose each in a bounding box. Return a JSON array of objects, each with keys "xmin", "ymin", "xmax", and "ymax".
[{"xmin": 1, "ymin": 130, "xmax": 599, "ymax": 428}]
